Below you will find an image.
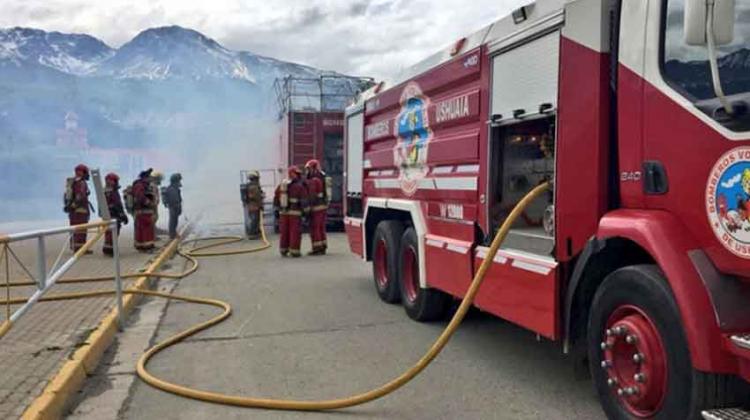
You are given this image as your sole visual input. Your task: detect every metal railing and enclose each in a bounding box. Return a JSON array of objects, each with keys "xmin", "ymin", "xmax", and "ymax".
[{"xmin": 0, "ymin": 219, "xmax": 123, "ymax": 339}]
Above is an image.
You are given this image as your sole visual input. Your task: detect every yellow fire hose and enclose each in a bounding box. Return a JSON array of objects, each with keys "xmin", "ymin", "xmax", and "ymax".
[{"xmin": 1, "ymin": 183, "xmax": 548, "ymax": 412}]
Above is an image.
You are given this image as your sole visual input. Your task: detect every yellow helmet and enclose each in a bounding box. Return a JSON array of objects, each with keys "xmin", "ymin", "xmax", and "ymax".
[
  {"xmin": 151, "ymin": 171, "xmax": 164, "ymax": 183},
  {"xmin": 743, "ymin": 168, "xmax": 750, "ymax": 185},
  {"xmin": 247, "ymin": 170, "xmax": 260, "ymax": 180}
]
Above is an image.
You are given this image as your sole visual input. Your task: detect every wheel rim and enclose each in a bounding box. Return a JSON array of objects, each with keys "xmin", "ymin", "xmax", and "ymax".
[
  {"xmin": 374, "ymin": 239, "xmax": 388, "ymax": 289},
  {"xmin": 600, "ymin": 305, "xmax": 668, "ymax": 418},
  {"xmin": 401, "ymin": 245, "xmax": 419, "ymax": 303}
]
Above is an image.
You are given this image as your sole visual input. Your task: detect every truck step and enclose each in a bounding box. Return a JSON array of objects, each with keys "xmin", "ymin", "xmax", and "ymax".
[
  {"xmin": 703, "ymin": 408, "xmax": 750, "ymax": 420},
  {"xmin": 502, "ymin": 227, "xmax": 554, "ymax": 256},
  {"xmin": 732, "ymin": 334, "xmax": 750, "ymax": 351}
]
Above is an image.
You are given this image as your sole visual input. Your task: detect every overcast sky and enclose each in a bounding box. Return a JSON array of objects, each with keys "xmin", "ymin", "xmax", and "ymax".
[{"xmin": 0, "ymin": 0, "xmax": 527, "ymax": 79}]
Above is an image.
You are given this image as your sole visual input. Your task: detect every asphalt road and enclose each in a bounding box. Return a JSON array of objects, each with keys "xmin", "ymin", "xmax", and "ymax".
[{"xmin": 69, "ymin": 232, "xmax": 605, "ymax": 420}]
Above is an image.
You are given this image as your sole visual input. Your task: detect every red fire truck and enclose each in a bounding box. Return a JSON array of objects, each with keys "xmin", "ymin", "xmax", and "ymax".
[
  {"xmin": 275, "ymin": 75, "xmax": 373, "ymax": 228},
  {"xmin": 343, "ymin": 0, "xmax": 750, "ymax": 418}
]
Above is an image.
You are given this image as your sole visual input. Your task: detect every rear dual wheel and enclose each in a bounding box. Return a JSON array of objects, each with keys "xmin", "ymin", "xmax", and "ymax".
[
  {"xmin": 398, "ymin": 227, "xmax": 450, "ymax": 322},
  {"xmin": 371, "ymin": 222, "xmax": 450, "ymax": 321},
  {"xmin": 371, "ymin": 221, "xmax": 403, "ymax": 303}
]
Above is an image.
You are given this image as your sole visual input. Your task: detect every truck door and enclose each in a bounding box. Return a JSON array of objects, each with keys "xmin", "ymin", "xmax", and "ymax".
[
  {"xmin": 641, "ymin": 0, "xmax": 750, "ymax": 275},
  {"xmin": 615, "ymin": 0, "xmax": 649, "ymax": 208}
]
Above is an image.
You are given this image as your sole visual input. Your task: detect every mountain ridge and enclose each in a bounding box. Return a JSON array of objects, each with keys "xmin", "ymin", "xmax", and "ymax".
[
  {"xmin": 0, "ymin": 25, "xmax": 332, "ymax": 82},
  {"xmin": 0, "ymin": 26, "xmax": 114, "ymax": 75},
  {"xmin": 665, "ymin": 47, "xmax": 750, "ymax": 100}
]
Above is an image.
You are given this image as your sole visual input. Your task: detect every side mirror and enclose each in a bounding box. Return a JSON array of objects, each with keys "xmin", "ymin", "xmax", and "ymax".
[{"xmin": 685, "ymin": 0, "xmax": 736, "ymax": 46}]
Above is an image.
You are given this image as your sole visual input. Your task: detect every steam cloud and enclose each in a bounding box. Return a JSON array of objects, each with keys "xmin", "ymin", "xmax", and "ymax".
[{"xmin": 0, "ymin": 76, "xmax": 282, "ymax": 232}]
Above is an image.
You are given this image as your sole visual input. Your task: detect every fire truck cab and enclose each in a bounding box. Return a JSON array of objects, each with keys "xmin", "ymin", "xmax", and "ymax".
[{"xmin": 344, "ymin": 0, "xmax": 750, "ymax": 418}]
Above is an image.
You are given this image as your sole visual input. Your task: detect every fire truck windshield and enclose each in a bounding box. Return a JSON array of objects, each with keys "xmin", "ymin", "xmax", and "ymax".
[{"xmin": 662, "ymin": 0, "xmax": 750, "ymax": 104}]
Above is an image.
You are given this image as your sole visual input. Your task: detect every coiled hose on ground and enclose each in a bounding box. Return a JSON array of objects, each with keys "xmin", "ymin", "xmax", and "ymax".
[{"xmin": 2, "ymin": 182, "xmax": 549, "ymax": 411}]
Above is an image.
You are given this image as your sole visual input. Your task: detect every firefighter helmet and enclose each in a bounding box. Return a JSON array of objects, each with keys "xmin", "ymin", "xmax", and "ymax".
[
  {"xmin": 288, "ymin": 166, "xmax": 302, "ymax": 178},
  {"xmin": 75, "ymin": 164, "xmax": 89, "ymax": 175},
  {"xmin": 152, "ymin": 171, "xmax": 164, "ymax": 183},
  {"xmin": 305, "ymin": 159, "xmax": 320, "ymax": 171},
  {"xmin": 105, "ymin": 173, "xmax": 120, "ymax": 184},
  {"xmin": 247, "ymin": 170, "xmax": 260, "ymax": 181},
  {"xmin": 139, "ymin": 168, "xmax": 153, "ymax": 179}
]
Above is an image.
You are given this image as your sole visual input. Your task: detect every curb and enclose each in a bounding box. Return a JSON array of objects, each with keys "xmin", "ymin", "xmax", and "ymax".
[{"xmin": 21, "ymin": 237, "xmax": 182, "ymax": 420}]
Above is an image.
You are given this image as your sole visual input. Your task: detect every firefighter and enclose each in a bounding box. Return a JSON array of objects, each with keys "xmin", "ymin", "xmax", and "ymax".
[
  {"xmin": 162, "ymin": 173, "xmax": 183, "ymax": 239},
  {"xmin": 132, "ymin": 169, "xmax": 156, "ymax": 251},
  {"xmin": 64, "ymin": 164, "xmax": 92, "ymax": 253},
  {"xmin": 305, "ymin": 159, "xmax": 328, "ymax": 255},
  {"xmin": 243, "ymin": 171, "xmax": 264, "ymax": 239},
  {"xmin": 274, "ymin": 166, "xmax": 308, "ymax": 257},
  {"xmin": 102, "ymin": 173, "xmax": 128, "ymax": 256}
]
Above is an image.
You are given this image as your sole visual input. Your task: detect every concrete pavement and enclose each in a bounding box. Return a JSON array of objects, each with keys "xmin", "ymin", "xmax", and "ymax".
[
  {"xmin": 69, "ymin": 232, "xmax": 605, "ymax": 420},
  {"xmin": 0, "ymin": 228, "xmax": 166, "ymax": 419}
]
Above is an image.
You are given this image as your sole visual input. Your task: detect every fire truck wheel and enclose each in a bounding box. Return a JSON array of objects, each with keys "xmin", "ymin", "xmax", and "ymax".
[
  {"xmin": 587, "ymin": 265, "xmax": 737, "ymax": 420},
  {"xmin": 399, "ymin": 227, "xmax": 450, "ymax": 322},
  {"xmin": 371, "ymin": 221, "xmax": 404, "ymax": 303}
]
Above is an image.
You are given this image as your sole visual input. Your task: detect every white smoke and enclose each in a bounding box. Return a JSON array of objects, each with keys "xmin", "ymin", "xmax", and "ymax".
[{"xmin": 177, "ymin": 118, "xmax": 280, "ymax": 227}]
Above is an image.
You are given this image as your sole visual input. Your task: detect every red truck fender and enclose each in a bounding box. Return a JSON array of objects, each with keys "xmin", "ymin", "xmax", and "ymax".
[{"xmin": 565, "ymin": 209, "xmax": 735, "ymax": 373}]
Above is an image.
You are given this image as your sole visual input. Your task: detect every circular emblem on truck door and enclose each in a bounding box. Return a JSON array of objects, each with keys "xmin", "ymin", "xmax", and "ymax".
[
  {"xmin": 706, "ymin": 147, "xmax": 750, "ymax": 259},
  {"xmin": 393, "ymin": 82, "xmax": 432, "ymax": 196}
]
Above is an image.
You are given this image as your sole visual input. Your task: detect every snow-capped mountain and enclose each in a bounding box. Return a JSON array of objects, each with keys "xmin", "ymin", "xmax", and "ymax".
[
  {"xmin": 238, "ymin": 52, "xmax": 320, "ymax": 86},
  {"xmin": 95, "ymin": 26, "xmax": 255, "ymax": 82},
  {"xmin": 665, "ymin": 48, "xmax": 750, "ymax": 100},
  {"xmin": 0, "ymin": 25, "xmax": 336, "ymax": 84},
  {"xmin": 0, "ymin": 27, "xmax": 114, "ymax": 75}
]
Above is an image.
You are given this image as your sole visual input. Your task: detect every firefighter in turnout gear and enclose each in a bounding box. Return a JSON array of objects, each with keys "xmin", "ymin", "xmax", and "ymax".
[
  {"xmin": 65, "ymin": 164, "xmax": 92, "ymax": 252},
  {"xmin": 162, "ymin": 173, "xmax": 183, "ymax": 239},
  {"xmin": 132, "ymin": 169, "xmax": 157, "ymax": 251},
  {"xmin": 242, "ymin": 171, "xmax": 264, "ymax": 239},
  {"xmin": 274, "ymin": 166, "xmax": 308, "ymax": 257},
  {"xmin": 305, "ymin": 159, "xmax": 329, "ymax": 255},
  {"xmin": 103, "ymin": 173, "xmax": 128, "ymax": 256}
]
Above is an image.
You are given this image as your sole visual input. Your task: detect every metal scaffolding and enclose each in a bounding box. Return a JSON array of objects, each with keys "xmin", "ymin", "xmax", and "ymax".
[{"xmin": 274, "ymin": 73, "xmax": 374, "ymax": 118}]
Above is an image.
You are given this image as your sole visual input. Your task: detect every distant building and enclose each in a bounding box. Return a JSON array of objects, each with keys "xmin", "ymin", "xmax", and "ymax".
[
  {"xmin": 56, "ymin": 112, "xmax": 89, "ymax": 149},
  {"xmin": 53, "ymin": 110, "xmax": 184, "ymax": 181}
]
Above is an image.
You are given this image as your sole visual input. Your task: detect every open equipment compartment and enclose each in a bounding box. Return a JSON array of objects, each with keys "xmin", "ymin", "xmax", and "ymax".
[
  {"xmin": 486, "ymin": 29, "xmax": 560, "ymax": 256},
  {"xmin": 488, "ymin": 116, "xmax": 556, "ymax": 255}
]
